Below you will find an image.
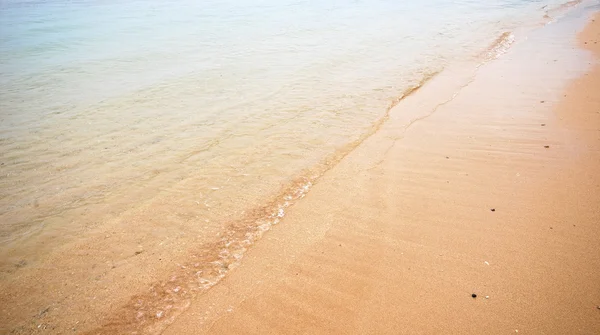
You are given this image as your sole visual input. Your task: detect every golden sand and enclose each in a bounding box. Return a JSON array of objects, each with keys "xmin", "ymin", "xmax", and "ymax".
[{"xmin": 164, "ymin": 13, "xmax": 600, "ymax": 335}]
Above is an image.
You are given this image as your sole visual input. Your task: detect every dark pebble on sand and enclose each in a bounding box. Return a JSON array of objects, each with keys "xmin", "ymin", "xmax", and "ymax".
[
  {"xmin": 541, "ymin": 124, "xmax": 546, "ymax": 126},
  {"xmin": 540, "ymin": 100, "xmax": 545, "ymax": 103},
  {"xmin": 491, "ymin": 208, "xmax": 496, "ymax": 212},
  {"xmin": 544, "ymin": 145, "xmax": 550, "ymax": 148},
  {"xmin": 39, "ymin": 306, "xmax": 50, "ymax": 316},
  {"xmin": 135, "ymin": 251, "xmax": 143, "ymax": 255},
  {"xmin": 472, "ymin": 293, "xmax": 477, "ymax": 298}
]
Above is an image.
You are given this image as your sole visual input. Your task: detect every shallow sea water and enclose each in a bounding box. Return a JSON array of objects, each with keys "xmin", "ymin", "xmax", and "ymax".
[{"xmin": 0, "ymin": 0, "xmax": 574, "ymax": 264}]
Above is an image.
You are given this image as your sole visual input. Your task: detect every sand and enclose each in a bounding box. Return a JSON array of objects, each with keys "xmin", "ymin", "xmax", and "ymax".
[
  {"xmin": 2, "ymin": 7, "xmax": 599, "ymax": 335},
  {"xmin": 163, "ymin": 11, "xmax": 600, "ymax": 335}
]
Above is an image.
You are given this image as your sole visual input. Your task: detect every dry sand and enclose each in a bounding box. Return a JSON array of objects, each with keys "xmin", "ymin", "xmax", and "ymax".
[{"xmin": 164, "ymin": 11, "xmax": 600, "ymax": 335}]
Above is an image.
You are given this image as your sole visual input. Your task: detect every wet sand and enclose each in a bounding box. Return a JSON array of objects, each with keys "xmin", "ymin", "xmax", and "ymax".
[{"xmin": 164, "ymin": 11, "xmax": 600, "ymax": 335}]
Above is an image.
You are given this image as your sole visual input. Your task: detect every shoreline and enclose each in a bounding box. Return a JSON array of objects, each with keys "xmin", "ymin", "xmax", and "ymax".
[
  {"xmin": 164, "ymin": 9, "xmax": 600, "ymax": 335},
  {"xmin": 1, "ymin": 3, "xmax": 599, "ymax": 335}
]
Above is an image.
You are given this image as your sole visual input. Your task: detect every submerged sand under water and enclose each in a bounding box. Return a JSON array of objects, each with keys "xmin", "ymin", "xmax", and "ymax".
[{"xmin": 0, "ymin": 0, "xmax": 579, "ymax": 271}]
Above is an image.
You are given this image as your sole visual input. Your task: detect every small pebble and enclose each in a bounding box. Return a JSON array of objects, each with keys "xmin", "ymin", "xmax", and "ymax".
[
  {"xmin": 490, "ymin": 208, "xmax": 496, "ymax": 212},
  {"xmin": 544, "ymin": 145, "xmax": 550, "ymax": 148},
  {"xmin": 541, "ymin": 123, "xmax": 546, "ymax": 126},
  {"xmin": 471, "ymin": 293, "xmax": 477, "ymax": 298},
  {"xmin": 485, "ymin": 296, "xmax": 490, "ymax": 299},
  {"xmin": 540, "ymin": 100, "xmax": 545, "ymax": 103}
]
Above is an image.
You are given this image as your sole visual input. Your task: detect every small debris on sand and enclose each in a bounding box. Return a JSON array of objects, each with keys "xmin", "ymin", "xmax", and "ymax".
[
  {"xmin": 544, "ymin": 145, "xmax": 550, "ymax": 148},
  {"xmin": 490, "ymin": 208, "xmax": 496, "ymax": 212},
  {"xmin": 39, "ymin": 307, "xmax": 50, "ymax": 316},
  {"xmin": 471, "ymin": 293, "xmax": 477, "ymax": 298}
]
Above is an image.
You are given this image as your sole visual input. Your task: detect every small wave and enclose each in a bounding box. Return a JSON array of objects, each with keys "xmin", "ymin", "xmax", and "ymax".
[
  {"xmin": 481, "ymin": 32, "xmax": 516, "ymax": 61},
  {"xmin": 543, "ymin": 0, "xmax": 583, "ymax": 22},
  {"xmin": 83, "ymin": 72, "xmax": 440, "ymax": 335},
  {"xmin": 479, "ymin": 0, "xmax": 584, "ymax": 63}
]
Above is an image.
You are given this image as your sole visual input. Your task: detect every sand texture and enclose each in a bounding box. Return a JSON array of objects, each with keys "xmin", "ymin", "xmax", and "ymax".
[
  {"xmin": 164, "ymin": 12, "xmax": 600, "ymax": 335},
  {"xmin": 2, "ymin": 7, "xmax": 599, "ymax": 335}
]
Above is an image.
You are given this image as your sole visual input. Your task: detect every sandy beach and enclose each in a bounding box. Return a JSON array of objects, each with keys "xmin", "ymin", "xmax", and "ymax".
[
  {"xmin": 1, "ymin": 4, "xmax": 599, "ymax": 335},
  {"xmin": 163, "ymin": 11, "xmax": 600, "ymax": 335}
]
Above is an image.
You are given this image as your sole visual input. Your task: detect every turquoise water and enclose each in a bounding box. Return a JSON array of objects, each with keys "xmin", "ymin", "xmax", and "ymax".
[{"xmin": 0, "ymin": 0, "xmax": 569, "ymax": 122}]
